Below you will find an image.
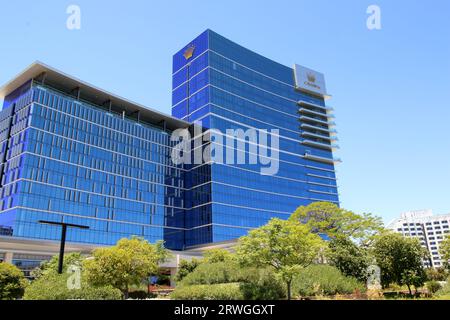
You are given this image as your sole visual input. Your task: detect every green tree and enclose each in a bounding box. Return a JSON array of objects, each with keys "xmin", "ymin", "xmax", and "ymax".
[
  {"xmin": 236, "ymin": 218, "xmax": 324, "ymax": 300},
  {"xmin": 83, "ymin": 237, "xmax": 169, "ymax": 298},
  {"xmin": 289, "ymin": 202, "xmax": 383, "ymax": 242},
  {"xmin": 372, "ymin": 232, "xmax": 428, "ymax": 295},
  {"xmin": 327, "ymin": 235, "xmax": 370, "ymax": 282},
  {"xmin": 0, "ymin": 262, "xmax": 28, "ymax": 300},
  {"xmin": 439, "ymin": 235, "xmax": 450, "ymax": 269},
  {"xmin": 174, "ymin": 258, "xmax": 202, "ymax": 283}
]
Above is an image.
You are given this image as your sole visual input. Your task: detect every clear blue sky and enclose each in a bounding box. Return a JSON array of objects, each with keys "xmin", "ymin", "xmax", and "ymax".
[{"xmin": 1, "ymin": 0, "xmax": 449, "ymax": 224}]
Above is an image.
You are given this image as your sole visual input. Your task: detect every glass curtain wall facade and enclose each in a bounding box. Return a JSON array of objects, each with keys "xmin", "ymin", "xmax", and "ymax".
[
  {"xmin": 0, "ymin": 80, "xmax": 186, "ymax": 249},
  {"xmin": 0, "ymin": 31, "xmax": 340, "ymax": 251},
  {"xmin": 172, "ymin": 30, "xmax": 340, "ymax": 247}
]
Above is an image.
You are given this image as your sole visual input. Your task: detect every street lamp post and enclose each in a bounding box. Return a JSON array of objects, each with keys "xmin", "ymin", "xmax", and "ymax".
[{"xmin": 38, "ymin": 220, "xmax": 89, "ymax": 274}]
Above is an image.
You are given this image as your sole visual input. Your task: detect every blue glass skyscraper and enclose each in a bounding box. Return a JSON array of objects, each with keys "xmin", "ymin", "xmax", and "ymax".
[
  {"xmin": 0, "ymin": 30, "xmax": 340, "ymax": 251},
  {"xmin": 172, "ymin": 30, "xmax": 340, "ymax": 247}
]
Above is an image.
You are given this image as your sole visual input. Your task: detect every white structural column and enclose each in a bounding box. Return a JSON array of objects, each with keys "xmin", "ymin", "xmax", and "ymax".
[
  {"xmin": 169, "ymin": 254, "xmax": 181, "ymax": 287},
  {"xmin": 4, "ymin": 251, "xmax": 13, "ymax": 263}
]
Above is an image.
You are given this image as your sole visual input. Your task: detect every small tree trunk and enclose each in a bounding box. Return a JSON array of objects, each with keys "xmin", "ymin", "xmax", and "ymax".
[
  {"xmin": 287, "ymin": 280, "xmax": 292, "ymax": 300},
  {"xmin": 123, "ymin": 285, "xmax": 129, "ymax": 299},
  {"xmin": 406, "ymin": 284, "xmax": 412, "ymax": 296}
]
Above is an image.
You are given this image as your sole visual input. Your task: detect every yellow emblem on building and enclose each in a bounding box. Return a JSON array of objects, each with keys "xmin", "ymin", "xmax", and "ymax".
[{"xmin": 183, "ymin": 45, "xmax": 195, "ymax": 60}]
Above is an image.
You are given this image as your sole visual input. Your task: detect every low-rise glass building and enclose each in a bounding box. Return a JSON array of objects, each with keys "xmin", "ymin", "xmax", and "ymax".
[{"xmin": 0, "ymin": 63, "xmax": 189, "ymax": 249}]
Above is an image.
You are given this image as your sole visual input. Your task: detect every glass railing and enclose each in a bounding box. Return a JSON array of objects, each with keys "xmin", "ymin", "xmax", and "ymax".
[
  {"xmin": 301, "ymin": 124, "xmax": 337, "ymax": 134},
  {"xmin": 299, "ymin": 115, "xmax": 336, "ymax": 127},
  {"xmin": 301, "ymin": 139, "xmax": 339, "ymax": 151},
  {"xmin": 303, "ymin": 153, "xmax": 341, "ymax": 164},
  {"xmin": 301, "ymin": 131, "xmax": 338, "ymax": 141},
  {"xmin": 298, "ymin": 100, "xmax": 333, "ymax": 112},
  {"xmin": 299, "ymin": 107, "xmax": 335, "ymax": 119}
]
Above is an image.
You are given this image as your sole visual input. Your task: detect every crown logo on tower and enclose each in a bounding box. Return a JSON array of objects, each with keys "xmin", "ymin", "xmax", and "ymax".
[
  {"xmin": 307, "ymin": 72, "xmax": 316, "ymax": 83},
  {"xmin": 183, "ymin": 45, "xmax": 195, "ymax": 60}
]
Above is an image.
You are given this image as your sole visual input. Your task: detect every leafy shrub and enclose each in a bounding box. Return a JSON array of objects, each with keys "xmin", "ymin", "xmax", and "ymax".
[
  {"xmin": 203, "ymin": 249, "xmax": 233, "ymax": 263},
  {"xmin": 292, "ymin": 265, "xmax": 365, "ymax": 298},
  {"xmin": 0, "ymin": 262, "xmax": 28, "ymax": 300},
  {"xmin": 171, "ymin": 283, "xmax": 244, "ymax": 300},
  {"xmin": 23, "ymin": 272, "xmax": 122, "ymax": 300},
  {"xmin": 24, "ymin": 252, "xmax": 122, "ymax": 300},
  {"xmin": 426, "ymin": 281, "xmax": 442, "ymax": 295},
  {"xmin": 71, "ymin": 284, "xmax": 123, "ymax": 300},
  {"xmin": 436, "ymin": 278, "xmax": 450, "ymax": 297},
  {"xmin": 180, "ymin": 261, "xmax": 247, "ymax": 286},
  {"xmin": 426, "ymin": 268, "xmax": 449, "ymax": 282},
  {"xmin": 174, "ymin": 258, "xmax": 202, "ymax": 282},
  {"xmin": 239, "ymin": 268, "xmax": 285, "ymax": 300},
  {"xmin": 177, "ymin": 261, "xmax": 285, "ymax": 300}
]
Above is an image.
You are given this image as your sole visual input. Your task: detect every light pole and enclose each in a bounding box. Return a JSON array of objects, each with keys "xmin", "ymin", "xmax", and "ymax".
[{"xmin": 38, "ymin": 220, "xmax": 89, "ymax": 274}]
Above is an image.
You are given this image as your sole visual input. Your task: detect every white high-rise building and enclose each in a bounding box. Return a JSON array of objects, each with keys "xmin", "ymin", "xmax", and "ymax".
[{"xmin": 387, "ymin": 210, "xmax": 450, "ymax": 268}]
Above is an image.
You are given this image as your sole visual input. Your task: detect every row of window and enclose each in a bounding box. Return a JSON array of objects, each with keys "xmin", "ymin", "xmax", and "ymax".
[
  {"xmin": 402, "ymin": 220, "xmax": 450, "ymax": 226},
  {"xmin": 21, "ymin": 133, "xmax": 183, "ymax": 187},
  {"xmin": 400, "ymin": 224, "xmax": 450, "ymax": 231},
  {"xmin": 33, "ymin": 86, "xmax": 170, "ymax": 143},
  {"xmin": 210, "ymin": 51, "xmax": 319, "ymax": 104},
  {"xmin": 30, "ymin": 111, "xmax": 175, "ymax": 166}
]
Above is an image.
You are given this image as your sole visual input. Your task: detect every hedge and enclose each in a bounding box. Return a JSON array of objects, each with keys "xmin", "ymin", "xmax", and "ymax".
[
  {"xmin": 171, "ymin": 283, "xmax": 244, "ymax": 300},
  {"xmin": 239, "ymin": 268, "xmax": 286, "ymax": 300},
  {"xmin": 175, "ymin": 262, "xmax": 285, "ymax": 300},
  {"xmin": 435, "ymin": 277, "xmax": 450, "ymax": 298},
  {"xmin": 292, "ymin": 264, "xmax": 365, "ymax": 298},
  {"xmin": 23, "ymin": 272, "xmax": 122, "ymax": 300},
  {"xmin": 179, "ymin": 261, "xmax": 246, "ymax": 286}
]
